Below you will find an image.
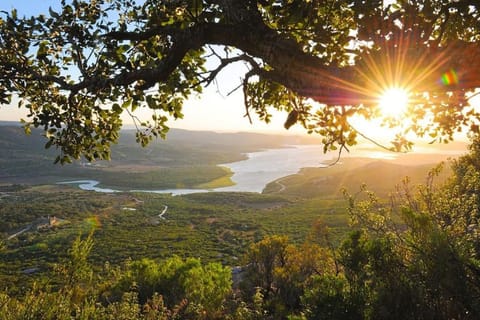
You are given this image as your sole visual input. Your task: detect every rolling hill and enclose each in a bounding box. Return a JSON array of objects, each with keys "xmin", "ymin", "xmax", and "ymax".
[{"xmin": 0, "ymin": 122, "xmax": 319, "ymax": 187}]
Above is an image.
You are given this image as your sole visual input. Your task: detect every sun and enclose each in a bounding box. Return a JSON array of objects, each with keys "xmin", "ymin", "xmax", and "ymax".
[{"xmin": 378, "ymin": 87, "xmax": 410, "ymax": 118}]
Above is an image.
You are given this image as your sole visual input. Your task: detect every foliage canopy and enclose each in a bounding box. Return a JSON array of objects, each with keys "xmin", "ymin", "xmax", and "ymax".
[{"xmin": 1, "ymin": 0, "xmax": 480, "ymax": 162}]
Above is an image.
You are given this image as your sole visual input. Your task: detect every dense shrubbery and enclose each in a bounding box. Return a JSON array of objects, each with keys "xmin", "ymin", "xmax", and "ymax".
[{"xmin": 2, "ymin": 141, "xmax": 480, "ymax": 319}]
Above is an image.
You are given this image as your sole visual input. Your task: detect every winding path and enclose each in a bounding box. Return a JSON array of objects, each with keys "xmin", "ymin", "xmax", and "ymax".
[
  {"xmin": 7, "ymin": 225, "xmax": 32, "ymax": 240},
  {"xmin": 274, "ymin": 178, "xmax": 287, "ymax": 193},
  {"xmin": 159, "ymin": 205, "xmax": 168, "ymax": 220}
]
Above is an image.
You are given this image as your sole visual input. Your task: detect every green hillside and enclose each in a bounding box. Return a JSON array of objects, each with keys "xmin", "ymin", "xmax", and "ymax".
[
  {"xmin": 0, "ymin": 123, "xmax": 318, "ymax": 188},
  {"xmin": 264, "ymin": 157, "xmax": 452, "ymax": 198}
]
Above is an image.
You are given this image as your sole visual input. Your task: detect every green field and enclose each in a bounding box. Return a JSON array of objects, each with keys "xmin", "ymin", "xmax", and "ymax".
[{"xmin": 0, "ymin": 185, "xmax": 346, "ymax": 282}]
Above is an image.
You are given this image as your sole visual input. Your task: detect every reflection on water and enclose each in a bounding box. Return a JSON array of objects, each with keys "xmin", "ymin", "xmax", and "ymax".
[
  {"xmin": 215, "ymin": 145, "xmax": 332, "ymax": 193},
  {"xmin": 366, "ymin": 152, "xmax": 397, "ymax": 160}
]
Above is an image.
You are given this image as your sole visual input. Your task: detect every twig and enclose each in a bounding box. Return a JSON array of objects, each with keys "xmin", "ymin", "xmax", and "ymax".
[
  {"xmin": 126, "ymin": 108, "xmax": 142, "ymax": 131},
  {"xmin": 322, "ymin": 144, "xmax": 346, "ymax": 167},
  {"xmin": 242, "ymin": 69, "xmax": 257, "ymax": 124},
  {"xmin": 467, "ymin": 91, "xmax": 480, "ymax": 101},
  {"xmin": 226, "ymin": 82, "xmax": 243, "ymax": 96},
  {"xmin": 347, "ymin": 120, "xmax": 395, "ymax": 152}
]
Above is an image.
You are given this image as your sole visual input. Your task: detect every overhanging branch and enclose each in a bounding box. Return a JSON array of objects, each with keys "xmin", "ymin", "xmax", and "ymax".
[{"xmin": 99, "ymin": 19, "xmax": 480, "ymax": 107}]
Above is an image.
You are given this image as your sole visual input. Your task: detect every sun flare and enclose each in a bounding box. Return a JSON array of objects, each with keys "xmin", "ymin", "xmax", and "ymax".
[{"xmin": 378, "ymin": 87, "xmax": 410, "ymax": 118}]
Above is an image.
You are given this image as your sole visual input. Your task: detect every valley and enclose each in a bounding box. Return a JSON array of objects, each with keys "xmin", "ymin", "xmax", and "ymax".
[{"xmin": 0, "ymin": 123, "xmax": 466, "ymax": 289}]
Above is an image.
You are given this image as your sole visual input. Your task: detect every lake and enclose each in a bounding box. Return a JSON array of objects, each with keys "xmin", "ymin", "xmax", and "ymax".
[
  {"xmin": 59, "ymin": 145, "xmax": 337, "ymax": 194},
  {"xmin": 59, "ymin": 144, "xmax": 465, "ymax": 195},
  {"xmin": 215, "ymin": 145, "xmax": 334, "ymax": 192}
]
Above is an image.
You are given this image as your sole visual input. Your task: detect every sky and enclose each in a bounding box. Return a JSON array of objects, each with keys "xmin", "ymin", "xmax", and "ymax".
[{"xmin": 0, "ymin": 0, "xmax": 298, "ymax": 135}]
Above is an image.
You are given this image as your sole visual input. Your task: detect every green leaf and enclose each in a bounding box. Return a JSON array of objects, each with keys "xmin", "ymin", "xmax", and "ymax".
[
  {"xmin": 48, "ymin": 7, "xmax": 60, "ymax": 19},
  {"xmin": 112, "ymin": 103, "xmax": 122, "ymax": 114}
]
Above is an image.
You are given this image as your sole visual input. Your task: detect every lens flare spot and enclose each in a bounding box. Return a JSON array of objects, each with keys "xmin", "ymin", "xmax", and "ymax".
[
  {"xmin": 85, "ymin": 216, "xmax": 101, "ymax": 229},
  {"xmin": 440, "ymin": 69, "xmax": 459, "ymax": 86}
]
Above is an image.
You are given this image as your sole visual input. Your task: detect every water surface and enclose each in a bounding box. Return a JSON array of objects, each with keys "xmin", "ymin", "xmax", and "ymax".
[
  {"xmin": 59, "ymin": 145, "xmax": 333, "ymax": 194},
  {"xmin": 59, "ymin": 144, "xmax": 465, "ymax": 195}
]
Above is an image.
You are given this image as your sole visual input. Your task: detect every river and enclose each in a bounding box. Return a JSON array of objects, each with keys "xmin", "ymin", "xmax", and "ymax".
[
  {"xmin": 59, "ymin": 145, "xmax": 334, "ymax": 194},
  {"xmin": 214, "ymin": 145, "xmax": 334, "ymax": 192},
  {"xmin": 58, "ymin": 144, "xmax": 465, "ymax": 195}
]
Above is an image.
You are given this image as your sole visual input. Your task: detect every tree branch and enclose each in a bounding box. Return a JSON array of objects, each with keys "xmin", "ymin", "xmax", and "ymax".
[{"xmin": 106, "ymin": 18, "xmax": 480, "ymax": 107}]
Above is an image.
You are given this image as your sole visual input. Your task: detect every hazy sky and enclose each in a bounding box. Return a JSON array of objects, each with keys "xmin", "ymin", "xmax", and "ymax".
[{"xmin": 0, "ymin": 0, "xmax": 294, "ymax": 134}]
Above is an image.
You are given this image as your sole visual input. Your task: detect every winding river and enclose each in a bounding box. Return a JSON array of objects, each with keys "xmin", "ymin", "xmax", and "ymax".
[
  {"xmin": 59, "ymin": 145, "xmax": 336, "ymax": 195},
  {"xmin": 58, "ymin": 144, "xmax": 464, "ymax": 195}
]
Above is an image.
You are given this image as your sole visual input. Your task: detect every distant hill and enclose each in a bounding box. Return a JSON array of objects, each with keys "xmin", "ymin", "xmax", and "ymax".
[
  {"xmin": 0, "ymin": 121, "xmax": 467, "ymax": 189},
  {"xmin": 0, "ymin": 123, "xmax": 319, "ymax": 185},
  {"xmin": 0, "ymin": 125, "xmax": 67, "ymax": 180},
  {"xmin": 110, "ymin": 128, "xmax": 319, "ymax": 167},
  {"xmin": 264, "ymin": 157, "xmax": 454, "ymax": 198}
]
